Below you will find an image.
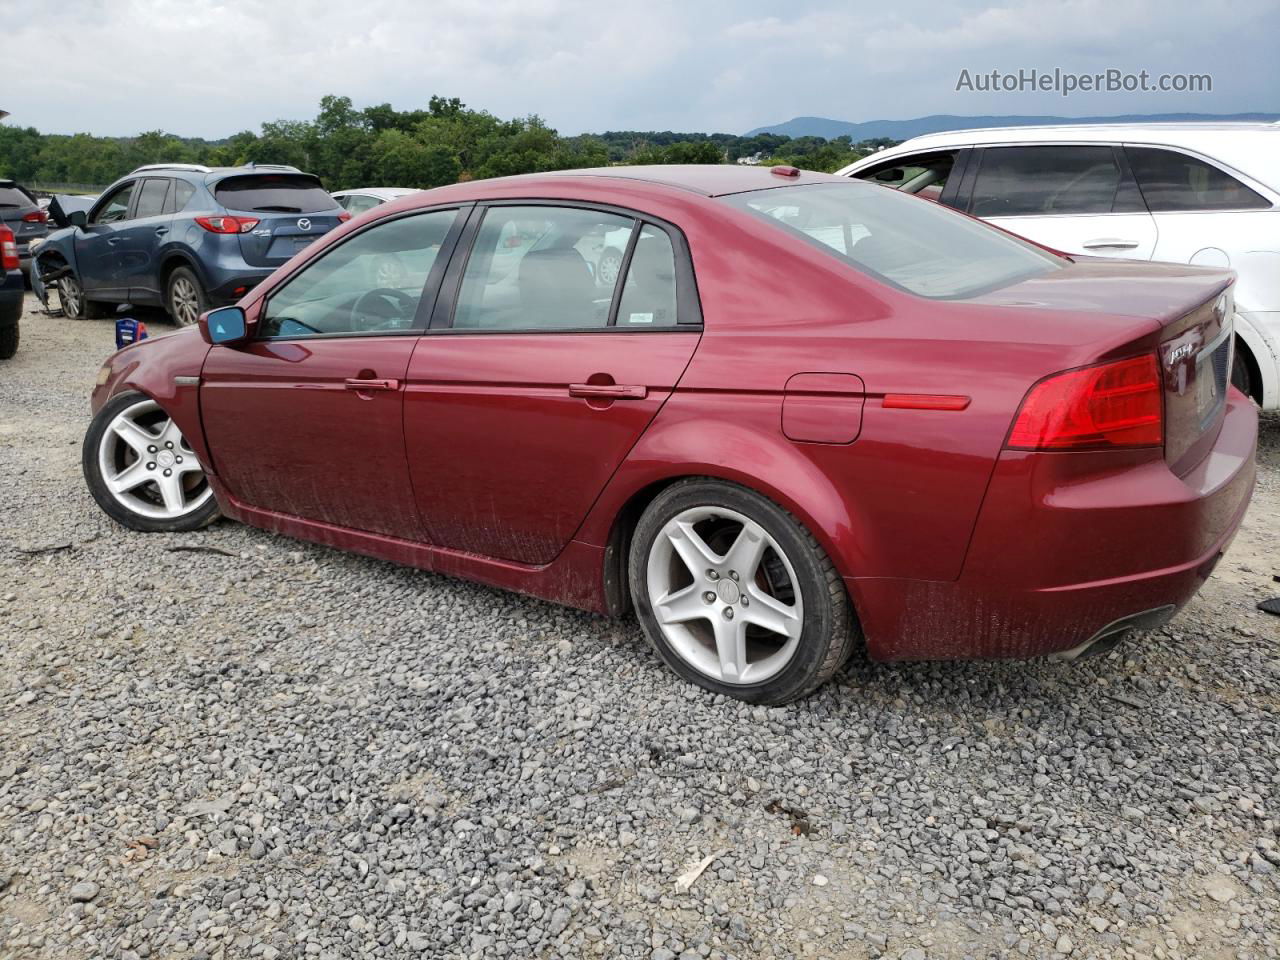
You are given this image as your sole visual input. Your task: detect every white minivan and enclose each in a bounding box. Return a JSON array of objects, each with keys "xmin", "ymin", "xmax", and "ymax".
[{"xmin": 837, "ymin": 124, "xmax": 1280, "ymax": 409}]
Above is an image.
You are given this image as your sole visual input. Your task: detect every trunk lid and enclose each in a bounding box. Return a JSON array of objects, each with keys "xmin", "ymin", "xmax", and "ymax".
[
  {"xmin": 212, "ymin": 173, "xmax": 343, "ymax": 268},
  {"xmin": 974, "ymin": 258, "xmax": 1235, "ymax": 474}
]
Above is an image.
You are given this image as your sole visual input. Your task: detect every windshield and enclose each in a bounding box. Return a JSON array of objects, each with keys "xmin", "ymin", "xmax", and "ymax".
[
  {"xmin": 722, "ymin": 181, "xmax": 1063, "ymax": 299},
  {"xmin": 215, "ymin": 174, "xmax": 336, "ymax": 214}
]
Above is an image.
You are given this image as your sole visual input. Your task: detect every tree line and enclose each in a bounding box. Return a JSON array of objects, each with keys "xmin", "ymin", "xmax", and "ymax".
[{"xmin": 0, "ymin": 95, "xmax": 897, "ymax": 191}]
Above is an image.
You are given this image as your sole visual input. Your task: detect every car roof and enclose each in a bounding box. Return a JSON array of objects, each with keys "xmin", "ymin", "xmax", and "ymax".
[
  {"xmin": 533, "ymin": 164, "xmax": 847, "ymax": 197},
  {"xmin": 333, "ymin": 187, "xmax": 420, "ymax": 201},
  {"xmin": 842, "ymin": 122, "xmax": 1280, "ymax": 189}
]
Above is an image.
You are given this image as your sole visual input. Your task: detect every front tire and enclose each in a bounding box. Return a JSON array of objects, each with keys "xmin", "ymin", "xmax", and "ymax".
[
  {"xmin": 83, "ymin": 391, "xmax": 220, "ymax": 533},
  {"xmin": 629, "ymin": 479, "xmax": 856, "ymax": 704},
  {"xmin": 166, "ymin": 267, "xmax": 207, "ymax": 327}
]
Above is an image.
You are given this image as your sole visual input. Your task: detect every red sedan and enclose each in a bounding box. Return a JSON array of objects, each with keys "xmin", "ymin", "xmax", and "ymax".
[{"xmin": 83, "ymin": 165, "xmax": 1258, "ymax": 704}]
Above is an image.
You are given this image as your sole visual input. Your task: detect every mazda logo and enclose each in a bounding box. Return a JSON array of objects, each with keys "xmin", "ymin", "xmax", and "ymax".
[{"xmin": 297, "ymin": 218, "xmax": 311, "ymax": 231}]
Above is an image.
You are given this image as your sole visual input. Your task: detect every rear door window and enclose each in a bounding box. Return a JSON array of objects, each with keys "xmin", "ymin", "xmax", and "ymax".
[
  {"xmin": 1125, "ymin": 146, "xmax": 1270, "ymax": 211},
  {"xmin": 215, "ymin": 174, "xmax": 336, "ymax": 214},
  {"xmin": 970, "ymin": 146, "xmax": 1138, "ymax": 217},
  {"xmin": 0, "ymin": 184, "xmax": 35, "ymax": 208},
  {"xmin": 133, "ymin": 179, "xmax": 170, "ymax": 219},
  {"xmin": 344, "ymin": 195, "xmax": 383, "ymax": 214}
]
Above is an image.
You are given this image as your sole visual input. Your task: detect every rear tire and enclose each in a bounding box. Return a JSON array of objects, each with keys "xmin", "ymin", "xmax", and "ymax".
[
  {"xmin": 0, "ymin": 324, "xmax": 17, "ymax": 360},
  {"xmin": 628, "ymin": 479, "xmax": 856, "ymax": 705},
  {"xmin": 166, "ymin": 267, "xmax": 207, "ymax": 327}
]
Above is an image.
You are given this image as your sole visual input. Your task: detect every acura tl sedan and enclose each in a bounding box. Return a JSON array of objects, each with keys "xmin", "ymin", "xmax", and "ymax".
[{"xmin": 82, "ymin": 165, "xmax": 1258, "ymax": 704}]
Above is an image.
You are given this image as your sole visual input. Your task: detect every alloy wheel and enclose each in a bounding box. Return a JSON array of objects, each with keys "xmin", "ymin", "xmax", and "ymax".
[
  {"xmin": 58, "ymin": 276, "xmax": 83, "ymax": 318},
  {"xmin": 170, "ymin": 276, "xmax": 201, "ymax": 326},
  {"xmin": 97, "ymin": 398, "xmax": 212, "ymax": 520},
  {"xmin": 645, "ymin": 505, "xmax": 804, "ymax": 685}
]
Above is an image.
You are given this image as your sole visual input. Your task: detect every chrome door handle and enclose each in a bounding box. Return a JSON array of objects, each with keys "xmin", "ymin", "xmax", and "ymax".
[
  {"xmin": 568, "ymin": 383, "xmax": 647, "ymax": 399},
  {"xmin": 1082, "ymin": 238, "xmax": 1140, "ymax": 250},
  {"xmin": 344, "ymin": 378, "xmax": 400, "ymax": 392}
]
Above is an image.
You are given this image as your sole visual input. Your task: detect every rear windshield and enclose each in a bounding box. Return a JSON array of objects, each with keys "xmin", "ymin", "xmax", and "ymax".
[
  {"xmin": 721, "ymin": 181, "xmax": 1062, "ymax": 299},
  {"xmin": 214, "ymin": 174, "xmax": 335, "ymax": 214},
  {"xmin": 0, "ymin": 184, "xmax": 35, "ymax": 208}
]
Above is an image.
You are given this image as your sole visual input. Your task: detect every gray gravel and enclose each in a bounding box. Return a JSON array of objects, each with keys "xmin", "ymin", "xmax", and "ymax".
[{"xmin": 2, "ymin": 295, "xmax": 1279, "ymax": 960}]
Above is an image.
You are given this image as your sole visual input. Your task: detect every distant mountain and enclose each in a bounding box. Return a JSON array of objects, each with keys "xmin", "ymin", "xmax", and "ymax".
[{"xmin": 746, "ymin": 113, "xmax": 1280, "ymax": 140}]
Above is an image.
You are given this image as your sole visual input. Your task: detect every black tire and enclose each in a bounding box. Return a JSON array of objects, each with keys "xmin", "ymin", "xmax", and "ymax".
[
  {"xmin": 1230, "ymin": 341, "xmax": 1257, "ymax": 404},
  {"xmin": 58, "ymin": 273, "xmax": 112, "ymax": 320},
  {"xmin": 0, "ymin": 324, "xmax": 16, "ymax": 360},
  {"xmin": 82, "ymin": 390, "xmax": 221, "ymax": 533},
  {"xmin": 628, "ymin": 479, "xmax": 856, "ymax": 705},
  {"xmin": 165, "ymin": 266, "xmax": 207, "ymax": 327}
]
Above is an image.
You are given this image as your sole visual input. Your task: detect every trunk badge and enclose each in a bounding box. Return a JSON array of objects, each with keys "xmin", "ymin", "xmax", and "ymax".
[{"xmin": 297, "ymin": 218, "xmax": 311, "ymax": 231}]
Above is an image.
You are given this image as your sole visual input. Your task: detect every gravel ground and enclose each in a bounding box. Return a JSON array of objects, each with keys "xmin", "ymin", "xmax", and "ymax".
[{"xmin": 2, "ymin": 295, "xmax": 1279, "ymax": 960}]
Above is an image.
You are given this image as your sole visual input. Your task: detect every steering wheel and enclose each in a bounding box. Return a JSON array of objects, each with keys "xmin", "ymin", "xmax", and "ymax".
[{"xmin": 349, "ymin": 287, "xmax": 417, "ymax": 331}]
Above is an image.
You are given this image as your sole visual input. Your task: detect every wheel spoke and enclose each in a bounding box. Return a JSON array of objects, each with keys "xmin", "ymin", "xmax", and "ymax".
[
  {"xmin": 107, "ymin": 459, "xmax": 151, "ymax": 494},
  {"xmin": 155, "ymin": 473, "xmax": 187, "ymax": 513},
  {"xmin": 722, "ymin": 523, "xmax": 768, "ymax": 581},
  {"xmin": 665, "ymin": 520, "xmax": 721, "ymax": 578},
  {"xmin": 743, "ymin": 585, "xmax": 803, "ymax": 640},
  {"xmin": 712, "ymin": 615, "xmax": 748, "ymax": 682},
  {"xmin": 111, "ymin": 417, "xmax": 158, "ymax": 456},
  {"xmin": 654, "ymin": 583, "xmax": 709, "ymax": 626}
]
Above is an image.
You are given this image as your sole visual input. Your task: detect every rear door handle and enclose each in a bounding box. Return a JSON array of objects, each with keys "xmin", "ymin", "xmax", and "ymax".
[
  {"xmin": 1082, "ymin": 238, "xmax": 1140, "ymax": 250},
  {"xmin": 344, "ymin": 378, "xmax": 400, "ymax": 392},
  {"xmin": 568, "ymin": 383, "xmax": 647, "ymax": 400}
]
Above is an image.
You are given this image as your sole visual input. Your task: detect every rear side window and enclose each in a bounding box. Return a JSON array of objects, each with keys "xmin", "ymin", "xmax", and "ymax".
[
  {"xmin": 1125, "ymin": 147, "xmax": 1270, "ymax": 212},
  {"xmin": 215, "ymin": 174, "xmax": 336, "ymax": 214},
  {"xmin": 167, "ymin": 180, "xmax": 196, "ymax": 214},
  {"xmin": 970, "ymin": 146, "xmax": 1139, "ymax": 216},
  {"xmin": 134, "ymin": 179, "xmax": 169, "ymax": 219},
  {"xmin": 616, "ymin": 226, "xmax": 679, "ymax": 327},
  {"xmin": 0, "ymin": 185, "xmax": 35, "ymax": 208},
  {"xmin": 723, "ymin": 181, "xmax": 1061, "ymax": 300}
]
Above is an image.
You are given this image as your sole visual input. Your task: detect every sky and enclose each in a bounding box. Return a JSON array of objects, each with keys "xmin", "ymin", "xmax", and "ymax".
[{"xmin": 6, "ymin": 0, "xmax": 1278, "ymax": 138}]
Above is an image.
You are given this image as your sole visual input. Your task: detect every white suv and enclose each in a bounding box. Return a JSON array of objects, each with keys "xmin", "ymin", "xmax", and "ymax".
[{"xmin": 837, "ymin": 124, "xmax": 1280, "ymax": 409}]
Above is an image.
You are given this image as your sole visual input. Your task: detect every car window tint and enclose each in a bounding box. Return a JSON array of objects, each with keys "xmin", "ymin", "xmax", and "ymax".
[
  {"xmin": 91, "ymin": 183, "xmax": 136, "ymax": 224},
  {"xmin": 970, "ymin": 146, "xmax": 1127, "ymax": 216},
  {"xmin": 260, "ymin": 210, "xmax": 458, "ymax": 338},
  {"xmin": 724, "ymin": 181, "xmax": 1061, "ymax": 300},
  {"xmin": 615, "ymin": 226, "xmax": 679, "ymax": 327},
  {"xmin": 215, "ymin": 174, "xmax": 336, "ymax": 214},
  {"xmin": 134, "ymin": 179, "xmax": 169, "ymax": 219},
  {"xmin": 0, "ymin": 185, "xmax": 34, "ymax": 207},
  {"xmin": 453, "ymin": 206, "xmax": 636, "ymax": 331},
  {"xmin": 856, "ymin": 151, "xmax": 956, "ymax": 200},
  {"xmin": 1125, "ymin": 146, "xmax": 1269, "ymax": 212},
  {"xmin": 170, "ymin": 180, "xmax": 196, "ymax": 214}
]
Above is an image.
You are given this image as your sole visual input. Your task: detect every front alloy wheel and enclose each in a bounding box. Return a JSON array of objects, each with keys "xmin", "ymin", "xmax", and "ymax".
[
  {"xmin": 83, "ymin": 393, "xmax": 219, "ymax": 532},
  {"xmin": 630, "ymin": 480, "xmax": 856, "ymax": 704}
]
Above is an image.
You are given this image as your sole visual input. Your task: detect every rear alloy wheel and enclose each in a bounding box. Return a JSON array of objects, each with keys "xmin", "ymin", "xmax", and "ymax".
[
  {"xmin": 166, "ymin": 267, "xmax": 207, "ymax": 327},
  {"xmin": 629, "ymin": 480, "xmax": 855, "ymax": 704},
  {"xmin": 83, "ymin": 392, "xmax": 219, "ymax": 532}
]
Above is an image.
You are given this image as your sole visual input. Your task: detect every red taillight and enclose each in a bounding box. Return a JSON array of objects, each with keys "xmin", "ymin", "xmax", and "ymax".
[
  {"xmin": 1007, "ymin": 354, "xmax": 1163, "ymax": 451},
  {"xmin": 195, "ymin": 215, "xmax": 260, "ymax": 234},
  {"xmin": 338, "ymin": 211, "xmax": 352, "ymax": 222},
  {"xmin": 22, "ymin": 210, "xmax": 48, "ymax": 223},
  {"xmin": 0, "ymin": 227, "xmax": 18, "ymax": 271}
]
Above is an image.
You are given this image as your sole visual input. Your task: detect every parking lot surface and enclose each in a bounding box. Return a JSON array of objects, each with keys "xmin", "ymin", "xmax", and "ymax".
[{"xmin": 2, "ymin": 296, "xmax": 1279, "ymax": 960}]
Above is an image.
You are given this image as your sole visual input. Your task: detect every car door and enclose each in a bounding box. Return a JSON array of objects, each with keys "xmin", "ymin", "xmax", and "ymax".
[
  {"xmin": 403, "ymin": 203, "xmax": 702, "ymax": 564},
  {"xmin": 76, "ymin": 180, "xmax": 137, "ymax": 297},
  {"xmin": 118, "ymin": 177, "xmax": 172, "ymax": 301},
  {"xmin": 963, "ymin": 144, "xmax": 1158, "ymax": 259},
  {"xmin": 199, "ymin": 206, "xmax": 467, "ymax": 538}
]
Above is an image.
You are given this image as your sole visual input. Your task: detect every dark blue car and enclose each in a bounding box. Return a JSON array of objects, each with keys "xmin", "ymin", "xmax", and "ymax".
[{"xmin": 35, "ymin": 163, "xmax": 347, "ymax": 325}]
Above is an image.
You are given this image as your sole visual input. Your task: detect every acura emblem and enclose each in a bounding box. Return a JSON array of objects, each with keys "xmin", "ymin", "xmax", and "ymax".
[{"xmin": 297, "ymin": 218, "xmax": 311, "ymax": 231}]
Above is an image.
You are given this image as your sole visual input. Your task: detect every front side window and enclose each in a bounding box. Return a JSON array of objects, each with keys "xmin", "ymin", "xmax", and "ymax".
[
  {"xmin": 724, "ymin": 181, "xmax": 1062, "ymax": 300},
  {"xmin": 1125, "ymin": 146, "xmax": 1270, "ymax": 212},
  {"xmin": 133, "ymin": 179, "xmax": 170, "ymax": 219},
  {"xmin": 969, "ymin": 146, "xmax": 1137, "ymax": 217},
  {"xmin": 91, "ymin": 182, "xmax": 136, "ymax": 224},
  {"xmin": 454, "ymin": 206, "xmax": 637, "ymax": 331},
  {"xmin": 259, "ymin": 209, "xmax": 459, "ymax": 338},
  {"xmin": 856, "ymin": 151, "xmax": 957, "ymax": 202}
]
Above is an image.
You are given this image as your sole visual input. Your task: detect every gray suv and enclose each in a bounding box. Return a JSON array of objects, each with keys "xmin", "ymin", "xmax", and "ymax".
[
  {"xmin": 35, "ymin": 163, "xmax": 348, "ymax": 324},
  {"xmin": 0, "ymin": 179, "xmax": 49, "ymax": 277}
]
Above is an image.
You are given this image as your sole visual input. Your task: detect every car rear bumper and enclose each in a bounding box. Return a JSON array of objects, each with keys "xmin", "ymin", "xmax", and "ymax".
[
  {"xmin": 206, "ymin": 270, "xmax": 273, "ymax": 306},
  {"xmin": 850, "ymin": 390, "xmax": 1259, "ymax": 660}
]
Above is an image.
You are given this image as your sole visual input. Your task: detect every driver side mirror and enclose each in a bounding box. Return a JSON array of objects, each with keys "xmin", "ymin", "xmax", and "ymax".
[
  {"xmin": 68, "ymin": 210, "xmax": 88, "ymax": 228},
  {"xmin": 200, "ymin": 305, "xmax": 250, "ymax": 346}
]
